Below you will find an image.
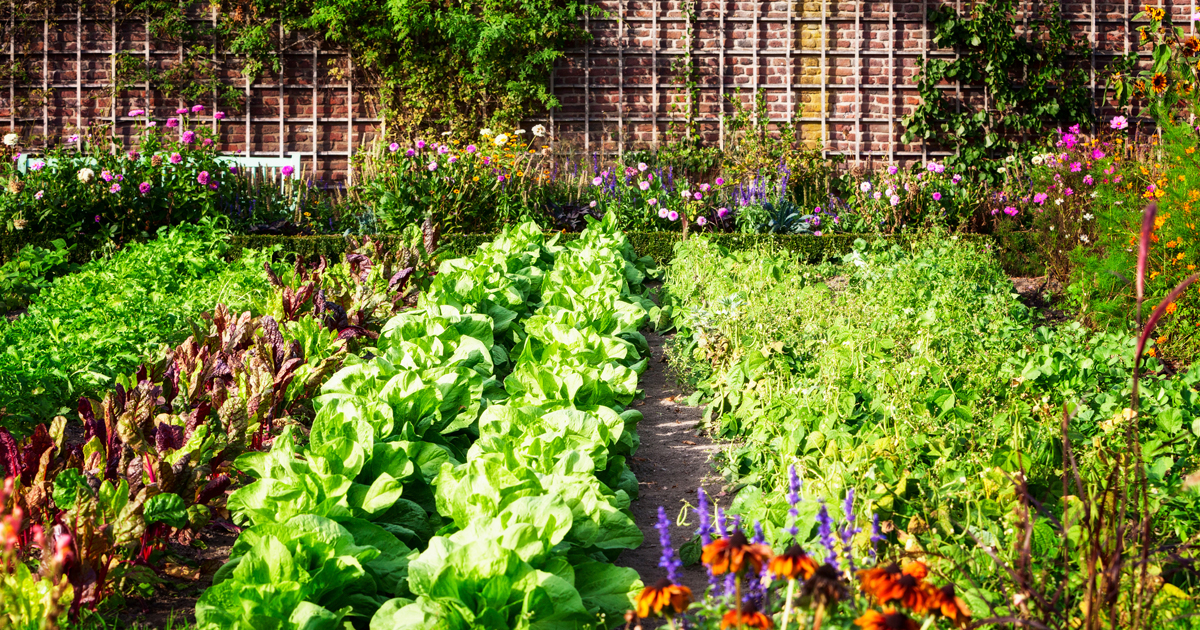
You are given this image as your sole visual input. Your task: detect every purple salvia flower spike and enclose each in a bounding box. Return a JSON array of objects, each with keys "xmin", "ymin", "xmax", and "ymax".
[
  {"xmin": 656, "ymin": 506, "xmax": 683, "ymax": 583},
  {"xmin": 698, "ymin": 488, "xmax": 714, "ymax": 545}
]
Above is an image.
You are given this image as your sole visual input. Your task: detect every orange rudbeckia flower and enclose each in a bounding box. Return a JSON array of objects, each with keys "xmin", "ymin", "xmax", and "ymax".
[
  {"xmin": 854, "ymin": 608, "xmax": 919, "ymax": 630},
  {"xmin": 768, "ymin": 544, "xmax": 818, "ymax": 580},
  {"xmin": 930, "ymin": 584, "xmax": 972, "ymax": 628},
  {"xmin": 721, "ymin": 601, "xmax": 774, "ymax": 629},
  {"xmin": 702, "ymin": 530, "xmax": 774, "ymax": 576},
  {"xmin": 635, "ymin": 578, "xmax": 692, "ymax": 618},
  {"xmin": 858, "ymin": 561, "xmax": 933, "ymax": 613}
]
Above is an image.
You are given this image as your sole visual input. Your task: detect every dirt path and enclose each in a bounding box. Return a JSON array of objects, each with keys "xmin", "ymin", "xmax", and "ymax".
[{"xmin": 617, "ymin": 329, "xmax": 723, "ymax": 596}]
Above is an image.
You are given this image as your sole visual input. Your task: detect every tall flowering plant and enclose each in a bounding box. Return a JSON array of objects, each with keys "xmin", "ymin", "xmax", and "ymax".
[
  {"xmin": 1107, "ymin": 5, "xmax": 1200, "ymax": 122},
  {"xmin": 0, "ymin": 477, "xmax": 73, "ymax": 630},
  {"xmin": 843, "ymin": 160, "xmax": 983, "ymax": 233},
  {"xmin": 0, "ymin": 105, "xmax": 236, "ymax": 240},
  {"xmin": 630, "ymin": 470, "xmax": 972, "ymax": 630}
]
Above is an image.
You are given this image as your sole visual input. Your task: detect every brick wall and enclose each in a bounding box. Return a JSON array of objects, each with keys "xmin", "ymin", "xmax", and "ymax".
[{"xmin": 0, "ymin": 0, "xmax": 1182, "ymax": 181}]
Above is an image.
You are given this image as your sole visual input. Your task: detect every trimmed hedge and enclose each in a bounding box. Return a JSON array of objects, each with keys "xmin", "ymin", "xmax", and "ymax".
[{"xmin": 4, "ymin": 229, "xmax": 1039, "ymax": 273}]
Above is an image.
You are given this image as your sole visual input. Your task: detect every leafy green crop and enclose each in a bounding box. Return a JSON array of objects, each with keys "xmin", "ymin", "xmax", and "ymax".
[{"xmin": 0, "ymin": 219, "xmax": 274, "ymax": 431}]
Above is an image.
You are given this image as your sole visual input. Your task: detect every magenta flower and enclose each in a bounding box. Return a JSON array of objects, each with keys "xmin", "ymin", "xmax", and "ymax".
[
  {"xmin": 648, "ymin": 198, "xmax": 658, "ymax": 206},
  {"xmin": 889, "ymin": 195, "xmax": 900, "ymax": 206},
  {"xmin": 1069, "ymin": 162, "xmax": 1081, "ymax": 172},
  {"xmin": 427, "ymin": 161, "xmax": 438, "ymax": 171},
  {"xmin": 592, "ymin": 176, "xmax": 602, "ymax": 186},
  {"xmin": 214, "ymin": 111, "xmax": 225, "ymax": 120},
  {"xmin": 169, "ymin": 152, "xmax": 182, "ymax": 164},
  {"xmin": 952, "ymin": 174, "xmax": 962, "ymax": 184},
  {"xmin": 497, "ymin": 175, "xmax": 506, "ymax": 182},
  {"xmin": 34, "ymin": 190, "xmax": 43, "ymax": 200},
  {"xmin": 416, "ymin": 139, "xmax": 426, "ymax": 149},
  {"xmin": 127, "ymin": 109, "xmax": 145, "ymax": 117},
  {"xmin": 639, "ymin": 181, "xmax": 650, "ymax": 191},
  {"xmin": 101, "ymin": 170, "xmax": 113, "ymax": 182},
  {"xmin": 202, "ymin": 138, "xmax": 213, "ymax": 147},
  {"xmin": 175, "ymin": 107, "xmax": 189, "ymax": 115},
  {"xmin": 389, "ymin": 142, "xmax": 400, "ymax": 152},
  {"xmin": 1083, "ymin": 175, "xmax": 1094, "ymax": 185},
  {"xmin": 696, "ymin": 216, "xmax": 708, "ymax": 226},
  {"xmin": 281, "ymin": 165, "xmax": 295, "ymax": 177},
  {"xmin": 448, "ymin": 156, "xmax": 457, "ymax": 164},
  {"xmin": 108, "ymin": 183, "xmax": 121, "ymax": 194},
  {"xmin": 932, "ymin": 192, "xmax": 942, "ymax": 201},
  {"xmin": 1003, "ymin": 206, "xmax": 1018, "ymax": 216},
  {"xmin": 138, "ymin": 181, "xmax": 152, "ymax": 195},
  {"xmin": 1034, "ymin": 192, "xmax": 1048, "ymax": 204},
  {"xmin": 465, "ymin": 144, "xmax": 477, "ymax": 153},
  {"xmin": 229, "ymin": 166, "xmax": 238, "ymax": 174},
  {"xmin": 700, "ymin": 183, "xmax": 710, "ymax": 192},
  {"xmin": 638, "ymin": 162, "xmax": 648, "ymax": 172},
  {"xmin": 1091, "ymin": 148, "xmax": 1105, "ymax": 160},
  {"xmin": 668, "ymin": 210, "xmax": 679, "ymax": 221},
  {"xmin": 888, "ymin": 165, "xmax": 898, "ymax": 175},
  {"xmin": 715, "ymin": 177, "xmax": 725, "ymax": 186},
  {"xmin": 405, "ymin": 149, "xmax": 415, "ymax": 157},
  {"xmin": 1064, "ymin": 187, "xmax": 1074, "ymax": 196},
  {"xmin": 1068, "ymin": 124, "xmax": 1081, "ymax": 134},
  {"xmin": 147, "ymin": 121, "xmax": 156, "ymax": 127},
  {"xmin": 181, "ymin": 130, "xmax": 196, "ymax": 144},
  {"xmin": 191, "ymin": 104, "xmax": 205, "ymax": 113},
  {"xmin": 694, "ymin": 192, "xmax": 702, "ymax": 201},
  {"xmin": 437, "ymin": 145, "xmax": 449, "ymax": 155},
  {"xmin": 197, "ymin": 171, "xmax": 210, "ymax": 185},
  {"xmin": 717, "ymin": 207, "xmax": 730, "ymax": 219},
  {"xmin": 166, "ymin": 118, "xmax": 179, "ymax": 128},
  {"xmin": 30, "ymin": 160, "xmax": 44, "ymax": 171},
  {"xmin": 873, "ymin": 191, "xmax": 882, "ymax": 200},
  {"xmin": 589, "ymin": 200, "xmax": 597, "ymax": 208},
  {"xmin": 67, "ymin": 134, "xmax": 79, "ymax": 143}
]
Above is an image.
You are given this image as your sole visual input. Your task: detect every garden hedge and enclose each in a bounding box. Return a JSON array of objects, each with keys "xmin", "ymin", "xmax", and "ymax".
[{"xmin": 2, "ymin": 229, "xmax": 1041, "ymax": 273}]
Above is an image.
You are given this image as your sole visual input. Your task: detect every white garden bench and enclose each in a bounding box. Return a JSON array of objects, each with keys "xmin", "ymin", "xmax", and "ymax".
[{"xmin": 17, "ymin": 153, "xmax": 303, "ymax": 180}]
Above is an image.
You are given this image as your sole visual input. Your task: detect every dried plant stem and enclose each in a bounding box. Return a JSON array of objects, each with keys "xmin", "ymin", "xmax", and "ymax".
[
  {"xmin": 780, "ymin": 578, "xmax": 797, "ymax": 629},
  {"xmin": 812, "ymin": 599, "xmax": 826, "ymax": 630}
]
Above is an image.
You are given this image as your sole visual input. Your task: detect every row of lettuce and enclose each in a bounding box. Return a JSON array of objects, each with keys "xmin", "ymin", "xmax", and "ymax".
[{"xmin": 194, "ymin": 213, "xmax": 659, "ymax": 629}]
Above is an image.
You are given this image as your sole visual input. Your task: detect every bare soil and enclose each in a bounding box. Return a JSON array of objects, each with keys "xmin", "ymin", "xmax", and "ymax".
[
  {"xmin": 1011, "ymin": 276, "xmax": 1069, "ymax": 323},
  {"xmin": 114, "ymin": 526, "xmax": 236, "ymax": 628},
  {"xmin": 616, "ymin": 329, "xmax": 723, "ymax": 597}
]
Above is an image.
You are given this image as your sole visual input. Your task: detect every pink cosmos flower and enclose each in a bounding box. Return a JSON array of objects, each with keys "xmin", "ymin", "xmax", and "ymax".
[
  {"xmin": 1003, "ymin": 206, "xmax": 1018, "ymax": 216},
  {"xmin": 1034, "ymin": 192, "xmax": 1048, "ymax": 204},
  {"xmin": 34, "ymin": 190, "xmax": 43, "ymax": 199},
  {"xmin": 1110, "ymin": 116, "xmax": 1128, "ymax": 130},
  {"xmin": 109, "ymin": 183, "xmax": 121, "ymax": 193},
  {"xmin": 128, "ymin": 109, "xmax": 145, "ymax": 117},
  {"xmin": 197, "ymin": 171, "xmax": 210, "ymax": 185},
  {"xmin": 101, "ymin": 170, "xmax": 113, "ymax": 182},
  {"xmin": 1064, "ymin": 187, "xmax": 1074, "ymax": 196},
  {"xmin": 1091, "ymin": 148, "xmax": 1105, "ymax": 160},
  {"xmin": 67, "ymin": 134, "xmax": 79, "ymax": 143},
  {"xmin": 139, "ymin": 181, "xmax": 152, "ymax": 195},
  {"xmin": 1068, "ymin": 124, "xmax": 1081, "ymax": 134},
  {"xmin": 1083, "ymin": 175, "xmax": 1094, "ymax": 185},
  {"xmin": 30, "ymin": 160, "xmax": 44, "ymax": 171},
  {"xmin": 1069, "ymin": 162, "xmax": 1081, "ymax": 172}
]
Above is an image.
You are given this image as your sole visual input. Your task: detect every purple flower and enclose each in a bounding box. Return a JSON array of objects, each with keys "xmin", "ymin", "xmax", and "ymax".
[
  {"xmin": 214, "ymin": 111, "xmax": 225, "ymax": 120},
  {"xmin": 138, "ymin": 181, "xmax": 152, "ymax": 195},
  {"xmin": 1069, "ymin": 162, "xmax": 1082, "ymax": 172},
  {"xmin": 926, "ymin": 161, "xmax": 938, "ymax": 172},
  {"xmin": 175, "ymin": 107, "xmax": 189, "ymax": 115},
  {"xmin": 888, "ymin": 165, "xmax": 898, "ymax": 175},
  {"xmin": 1083, "ymin": 175, "xmax": 1094, "ymax": 185},
  {"xmin": 181, "ymin": 130, "xmax": 196, "ymax": 144},
  {"xmin": 166, "ymin": 118, "xmax": 179, "ymax": 128},
  {"xmin": 281, "ymin": 165, "xmax": 295, "ymax": 177},
  {"xmin": 465, "ymin": 144, "xmax": 477, "ymax": 153},
  {"xmin": 197, "ymin": 171, "xmax": 210, "ymax": 185},
  {"xmin": 592, "ymin": 176, "xmax": 603, "ymax": 186},
  {"xmin": 169, "ymin": 152, "xmax": 182, "ymax": 164},
  {"xmin": 668, "ymin": 211, "xmax": 680, "ymax": 222},
  {"xmin": 416, "ymin": 139, "xmax": 426, "ymax": 149},
  {"xmin": 1064, "ymin": 187, "xmax": 1074, "ymax": 196},
  {"xmin": 427, "ymin": 161, "xmax": 438, "ymax": 172},
  {"xmin": 405, "ymin": 149, "xmax": 415, "ymax": 157},
  {"xmin": 1111, "ymin": 116, "xmax": 1129, "ymax": 130},
  {"xmin": 656, "ymin": 506, "xmax": 683, "ymax": 582},
  {"xmin": 694, "ymin": 192, "xmax": 703, "ymax": 201},
  {"xmin": 67, "ymin": 134, "xmax": 79, "ymax": 143},
  {"xmin": 717, "ymin": 508, "xmax": 728, "ymax": 537},
  {"xmin": 94, "ymin": 214, "xmax": 100, "ymax": 222},
  {"xmin": 127, "ymin": 109, "xmax": 145, "ymax": 117},
  {"xmin": 717, "ymin": 207, "xmax": 729, "ymax": 219},
  {"xmin": 1034, "ymin": 192, "xmax": 1048, "ymax": 205},
  {"xmin": 191, "ymin": 104, "xmax": 205, "ymax": 113},
  {"xmin": 1004, "ymin": 206, "xmax": 1018, "ymax": 216},
  {"xmin": 202, "ymin": 138, "xmax": 213, "ymax": 147},
  {"xmin": 108, "ymin": 183, "xmax": 121, "ymax": 194},
  {"xmin": 437, "ymin": 145, "xmax": 449, "ymax": 155},
  {"xmin": 787, "ymin": 465, "xmax": 802, "ymax": 537},
  {"xmin": 229, "ymin": 166, "xmax": 238, "ymax": 174},
  {"xmin": 696, "ymin": 216, "xmax": 708, "ymax": 226},
  {"xmin": 932, "ymin": 192, "xmax": 942, "ymax": 201},
  {"xmin": 101, "ymin": 170, "xmax": 113, "ymax": 182},
  {"xmin": 715, "ymin": 177, "xmax": 725, "ymax": 186},
  {"xmin": 388, "ymin": 142, "xmax": 400, "ymax": 152},
  {"xmin": 817, "ymin": 502, "xmax": 839, "ymax": 569},
  {"xmin": 870, "ymin": 513, "xmax": 885, "ymax": 559}
]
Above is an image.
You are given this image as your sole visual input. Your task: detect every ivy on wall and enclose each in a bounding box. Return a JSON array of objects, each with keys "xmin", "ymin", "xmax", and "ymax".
[{"xmin": 901, "ymin": 0, "xmax": 1093, "ymax": 170}]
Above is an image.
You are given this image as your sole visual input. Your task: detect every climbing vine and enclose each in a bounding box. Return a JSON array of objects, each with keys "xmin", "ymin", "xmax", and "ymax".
[{"xmin": 901, "ymin": 0, "xmax": 1093, "ymax": 170}]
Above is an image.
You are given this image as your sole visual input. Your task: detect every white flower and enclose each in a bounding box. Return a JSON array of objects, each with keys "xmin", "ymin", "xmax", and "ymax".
[
  {"xmin": 680, "ymin": 189, "xmax": 691, "ymax": 199},
  {"xmin": 860, "ymin": 181, "xmax": 872, "ymax": 193},
  {"xmin": 480, "ymin": 128, "xmax": 494, "ymax": 137},
  {"xmin": 1050, "ymin": 225, "xmax": 1056, "ymax": 231},
  {"xmin": 2, "ymin": 133, "xmax": 18, "ymax": 147},
  {"xmin": 997, "ymin": 167, "xmax": 1007, "ymax": 173},
  {"xmin": 493, "ymin": 133, "xmax": 509, "ymax": 147},
  {"xmin": 1083, "ymin": 213, "xmax": 1094, "ymax": 220},
  {"xmin": 1055, "ymin": 198, "xmax": 1064, "ymax": 205},
  {"xmin": 515, "ymin": 129, "xmax": 526, "ymax": 135},
  {"xmin": 1114, "ymin": 201, "xmax": 1123, "ymax": 206},
  {"xmin": 1080, "ymin": 234, "xmax": 1090, "ymax": 243},
  {"xmin": 1031, "ymin": 155, "xmax": 1044, "ymax": 165},
  {"xmin": 1005, "ymin": 155, "xmax": 1016, "ymax": 163},
  {"xmin": 77, "ymin": 167, "xmax": 95, "ymax": 183},
  {"xmin": 441, "ymin": 131, "xmax": 451, "ymax": 137},
  {"xmin": 532, "ymin": 124, "xmax": 547, "ymax": 138}
]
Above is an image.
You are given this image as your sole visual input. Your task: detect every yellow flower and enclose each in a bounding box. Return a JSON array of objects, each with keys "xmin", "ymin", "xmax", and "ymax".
[{"xmin": 472, "ymin": 176, "xmax": 479, "ymax": 181}]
